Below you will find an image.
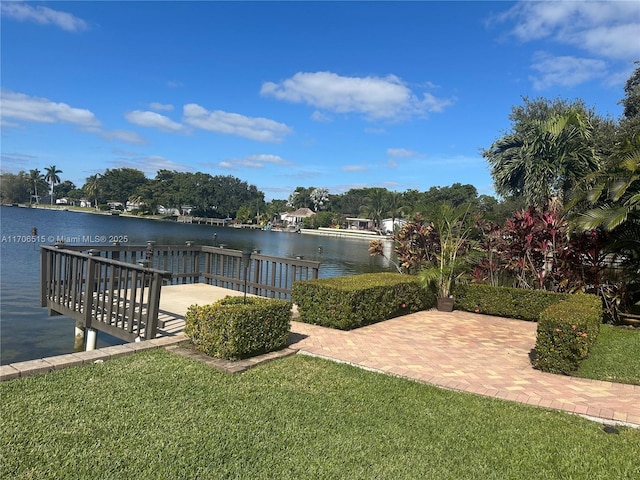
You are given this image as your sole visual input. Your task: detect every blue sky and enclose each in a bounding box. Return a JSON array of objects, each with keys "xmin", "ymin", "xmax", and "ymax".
[{"xmin": 2, "ymin": 1, "xmax": 639, "ymax": 201}]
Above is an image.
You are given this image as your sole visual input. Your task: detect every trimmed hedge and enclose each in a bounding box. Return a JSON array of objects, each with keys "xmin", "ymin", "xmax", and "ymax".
[
  {"xmin": 454, "ymin": 283, "xmax": 569, "ymax": 321},
  {"xmin": 292, "ymin": 273, "xmax": 434, "ymax": 330},
  {"xmin": 184, "ymin": 296, "xmax": 292, "ymax": 360},
  {"xmin": 533, "ymin": 294, "xmax": 602, "ymax": 374}
]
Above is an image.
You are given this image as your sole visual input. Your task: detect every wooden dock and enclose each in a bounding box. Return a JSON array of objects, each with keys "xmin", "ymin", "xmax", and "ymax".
[
  {"xmin": 41, "ymin": 244, "xmax": 317, "ymax": 346},
  {"xmin": 155, "ymin": 284, "xmax": 252, "ymax": 337}
]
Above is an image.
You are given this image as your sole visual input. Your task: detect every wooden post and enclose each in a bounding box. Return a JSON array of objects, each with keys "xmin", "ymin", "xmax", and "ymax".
[
  {"xmin": 144, "ymin": 271, "xmax": 165, "ymax": 339},
  {"xmin": 78, "ymin": 249, "xmax": 100, "ymax": 351},
  {"xmin": 39, "ymin": 247, "xmax": 48, "ymax": 308}
]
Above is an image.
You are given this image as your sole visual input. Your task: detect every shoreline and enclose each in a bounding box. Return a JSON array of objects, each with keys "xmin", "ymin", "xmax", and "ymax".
[{"xmin": 4, "ymin": 205, "xmax": 396, "ymax": 240}]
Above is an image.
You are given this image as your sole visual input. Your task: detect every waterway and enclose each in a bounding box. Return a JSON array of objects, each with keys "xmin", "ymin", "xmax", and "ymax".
[{"xmin": 0, "ymin": 206, "xmax": 393, "ymax": 364}]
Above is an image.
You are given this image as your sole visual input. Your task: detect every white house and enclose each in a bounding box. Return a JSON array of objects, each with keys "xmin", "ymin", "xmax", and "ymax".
[
  {"xmin": 158, "ymin": 205, "xmax": 181, "ymax": 216},
  {"xmin": 281, "ymin": 208, "xmax": 315, "ymax": 225},
  {"xmin": 381, "ymin": 218, "xmax": 407, "ymax": 234},
  {"xmin": 346, "ymin": 217, "xmax": 373, "ymax": 230}
]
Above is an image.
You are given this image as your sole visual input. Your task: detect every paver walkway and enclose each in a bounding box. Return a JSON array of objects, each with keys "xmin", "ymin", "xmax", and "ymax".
[{"xmin": 289, "ymin": 310, "xmax": 640, "ymax": 427}]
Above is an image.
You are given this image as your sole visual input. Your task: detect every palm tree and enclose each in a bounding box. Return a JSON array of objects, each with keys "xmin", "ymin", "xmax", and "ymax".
[
  {"xmin": 44, "ymin": 165, "xmax": 62, "ymax": 206},
  {"xmin": 84, "ymin": 174, "xmax": 101, "ymax": 209},
  {"xmin": 360, "ymin": 188, "xmax": 387, "ymax": 229},
  {"xmin": 28, "ymin": 169, "xmax": 43, "ymax": 205},
  {"xmin": 485, "ymin": 110, "xmax": 599, "ymax": 210},
  {"xmin": 576, "ymin": 136, "xmax": 640, "ymax": 260}
]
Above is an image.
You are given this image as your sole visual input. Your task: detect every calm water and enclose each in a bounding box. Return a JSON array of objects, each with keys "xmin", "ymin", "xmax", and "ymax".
[{"xmin": 0, "ymin": 206, "xmax": 393, "ymax": 364}]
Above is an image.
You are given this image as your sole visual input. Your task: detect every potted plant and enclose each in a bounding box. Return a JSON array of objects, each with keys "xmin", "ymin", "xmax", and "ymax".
[{"xmin": 418, "ymin": 203, "xmax": 476, "ymax": 312}]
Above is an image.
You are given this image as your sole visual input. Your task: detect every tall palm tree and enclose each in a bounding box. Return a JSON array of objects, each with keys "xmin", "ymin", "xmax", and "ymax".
[
  {"xmin": 84, "ymin": 174, "xmax": 101, "ymax": 209},
  {"xmin": 44, "ymin": 165, "xmax": 62, "ymax": 206},
  {"xmin": 28, "ymin": 169, "xmax": 43, "ymax": 205},
  {"xmin": 485, "ymin": 110, "xmax": 599, "ymax": 210}
]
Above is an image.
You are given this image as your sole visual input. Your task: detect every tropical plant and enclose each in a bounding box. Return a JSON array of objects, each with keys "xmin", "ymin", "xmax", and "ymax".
[
  {"xmin": 574, "ymin": 135, "xmax": 640, "ymax": 313},
  {"xmin": 369, "ymin": 214, "xmax": 440, "ymax": 274},
  {"xmin": 418, "ymin": 203, "xmax": 476, "ymax": 299},
  {"xmin": 44, "ymin": 165, "xmax": 62, "ymax": 205}
]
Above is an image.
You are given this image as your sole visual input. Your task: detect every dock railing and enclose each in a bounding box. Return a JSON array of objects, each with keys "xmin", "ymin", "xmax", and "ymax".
[{"xmin": 40, "ymin": 243, "xmax": 320, "ymax": 342}]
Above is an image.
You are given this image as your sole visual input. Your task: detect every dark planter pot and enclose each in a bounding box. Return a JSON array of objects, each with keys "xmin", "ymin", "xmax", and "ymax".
[{"xmin": 436, "ymin": 297, "xmax": 455, "ymax": 312}]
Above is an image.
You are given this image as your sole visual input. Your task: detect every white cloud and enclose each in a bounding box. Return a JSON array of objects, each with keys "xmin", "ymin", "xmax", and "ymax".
[
  {"xmin": 246, "ymin": 154, "xmax": 294, "ymax": 166},
  {"xmin": 101, "ymin": 129, "xmax": 145, "ymax": 145},
  {"xmin": 125, "ymin": 110, "xmax": 185, "ymax": 133},
  {"xmin": 1, "ymin": 1, "xmax": 88, "ymax": 32},
  {"xmin": 217, "ymin": 154, "xmax": 294, "ymax": 170},
  {"xmin": 0, "ymin": 89, "xmax": 100, "ymax": 128},
  {"xmin": 311, "ymin": 110, "xmax": 333, "ymax": 122},
  {"xmin": 149, "ymin": 102, "xmax": 174, "ymax": 112},
  {"xmin": 112, "ymin": 155, "xmax": 192, "ymax": 176},
  {"xmin": 495, "ymin": 1, "xmax": 640, "ymax": 60},
  {"xmin": 261, "ymin": 71, "xmax": 453, "ymax": 121},
  {"xmin": 182, "ymin": 103, "xmax": 292, "ymax": 142},
  {"xmin": 387, "ymin": 148, "xmax": 425, "ymax": 158},
  {"xmin": 529, "ymin": 52, "xmax": 607, "ymax": 90},
  {"xmin": 342, "ymin": 165, "xmax": 368, "ymax": 172}
]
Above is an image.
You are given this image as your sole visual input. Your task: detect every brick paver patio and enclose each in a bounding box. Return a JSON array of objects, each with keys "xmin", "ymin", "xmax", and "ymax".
[{"xmin": 289, "ymin": 310, "xmax": 640, "ymax": 427}]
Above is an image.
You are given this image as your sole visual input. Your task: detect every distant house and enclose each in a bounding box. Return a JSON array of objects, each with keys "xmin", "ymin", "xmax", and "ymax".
[
  {"xmin": 281, "ymin": 208, "xmax": 315, "ymax": 225},
  {"xmin": 107, "ymin": 201, "xmax": 124, "ymax": 210},
  {"xmin": 181, "ymin": 206, "xmax": 193, "ymax": 216},
  {"xmin": 346, "ymin": 217, "xmax": 373, "ymax": 231},
  {"xmin": 381, "ymin": 218, "xmax": 407, "ymax": 234},
  {"xmin": 55, "ymin": 197, "xmax": 70, "ymax": 205},
  {"xmin": 158, "ymin": 205, "xmax": 181, "ymax": 216},
  {"xmin": 79, "ymin": 199, "xmax": 92, "ymax": 208},
  {"xmin": 126, "ymin": 200, "xmax": 146, "ymax": 212}
]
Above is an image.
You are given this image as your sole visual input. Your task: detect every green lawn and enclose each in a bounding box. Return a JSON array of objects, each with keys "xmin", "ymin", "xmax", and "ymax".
[
  {"xmin": 1, "ymin": 350, "xmax": 638, "ymax": 479},
  {"xmin": 577, "ymin": 324, "xmax": 640, "ymax": 385}
]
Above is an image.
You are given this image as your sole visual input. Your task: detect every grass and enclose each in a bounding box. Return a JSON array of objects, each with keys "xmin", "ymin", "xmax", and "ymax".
[
  {"xmin": 2, "ymin": 351, "xmax": 639, "ymax": 480},
  {"xmin": 577, "ymin": 325, "xmax": 640, "ymax": 385}
]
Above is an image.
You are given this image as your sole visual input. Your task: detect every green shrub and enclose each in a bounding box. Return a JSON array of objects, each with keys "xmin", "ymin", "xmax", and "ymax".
[
  {"xmin": 292, "ymin": 273, "xmax": 434, "ymax": 330},
  {"xmin": 454, "ymin": 284, "xmax": 569, "ymax": 321},
  {"xmin": 533, "ymin": 294, "xmax": 602, "ymax": 374},
  {"xmin": 184, "ymin": 296, "xmax": 292, "ymax": 360}
]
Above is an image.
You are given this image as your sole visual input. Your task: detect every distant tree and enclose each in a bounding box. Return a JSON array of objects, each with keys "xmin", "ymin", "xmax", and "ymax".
[
  {"xmin": 310, "ymin": 187, "xmax": 329, "ymax": 211},
  {"xmin": 98, "ymin": 168, "xmax": 148, "ymax": 206},
  {"xmin": 360, "ymin": 188, "xmax": 387, "ymax": 228},
  {"xmin": 0, "ymin": 172, "xmax": 30, "ymax": 204},
  {"xmin": 54, "ymin": 180, "xmax": 76, "ymax": 199},
  {"xmin": 44, "ymin": 165, "xmax": 62, "ymax": 205},
  {"xmin": 28, "ymin": 169, "xmax": 45, "ymax": 205},
  {"xmin": 235, "ymin": 205, "xmax": 253, "ymax": 224},
  {"xmin": 287, "ymin": 187, "xmax": 314, "ymax": 210},
  {"xmin": 83, "ymin": 174, "xmax": 102, "ymax": 209},
  {"xmin": 621, "ymin": 61, "xmax": 640, "ymax": 120}
]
